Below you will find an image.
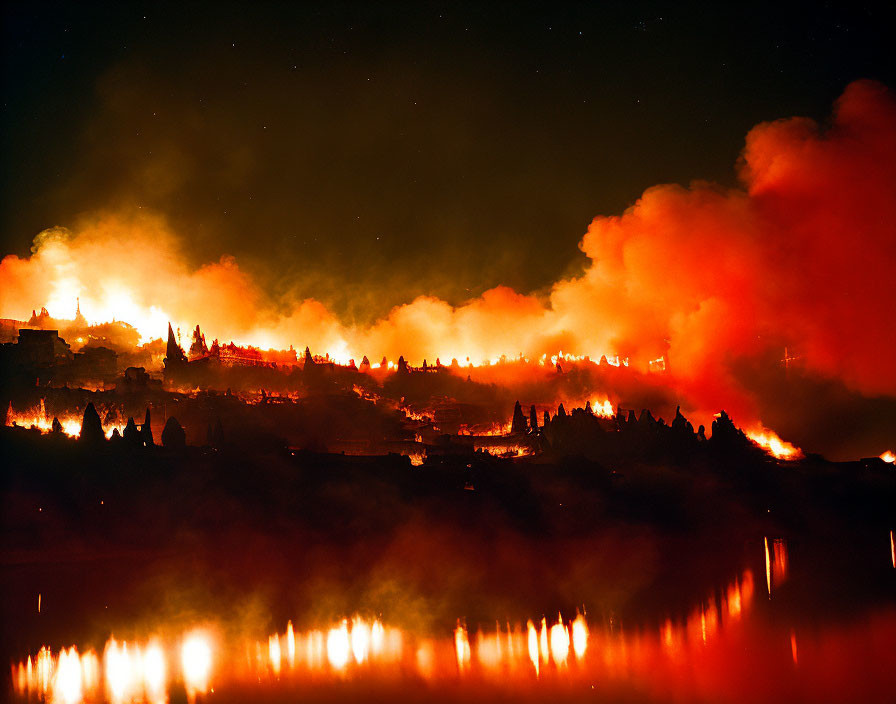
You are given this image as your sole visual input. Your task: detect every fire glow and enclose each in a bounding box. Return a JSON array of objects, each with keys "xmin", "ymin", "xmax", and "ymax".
[
  {"xmin": 746, "ymin": 427, "xmax": 803, "ymax": 460},
  {"xmin": 2, "ymin": 81, "xmax": 895, "ymax": 463},
  {"xmin": 12, "ymin": 570, "xmax": 760, "ymax": 703},
  {"xmin": 5, "ymin": 395, "xmax": 805, "ymax": 464},
  {"xmin": 764, "ymin": 537, "xmax": 790, "ymax": 596},
  {"xmin": 5, "ymin": 400, "xmax": 125, "ymax": 440}
]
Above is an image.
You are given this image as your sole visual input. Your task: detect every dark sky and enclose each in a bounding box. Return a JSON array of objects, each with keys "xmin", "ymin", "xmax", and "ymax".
[{"xmin": 2, "ymin": 1, "xmax": 893, "ymax": 322}]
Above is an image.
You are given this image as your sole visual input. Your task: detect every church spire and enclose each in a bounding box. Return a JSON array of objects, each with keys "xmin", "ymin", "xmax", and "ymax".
[{"xmin": 74, "ymin": 297, "xmax": 86, "ymax": 324}]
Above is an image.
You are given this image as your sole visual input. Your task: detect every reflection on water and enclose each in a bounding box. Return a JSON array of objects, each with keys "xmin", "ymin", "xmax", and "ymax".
[
  {"xmin": 10, "ymin": 537, "xmax": 896, "ymax": 703},
  {"xmin": 766, "ymin": 536, "xmax": 790, "ymax": 596}
]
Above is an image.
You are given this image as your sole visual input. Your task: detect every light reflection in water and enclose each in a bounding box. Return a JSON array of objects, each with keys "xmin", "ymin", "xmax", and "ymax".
[
  {"xmin": 10, "ymin": 539, "xmax": 896, "ymax": 703},
  {"xmin": 9, "ymin": 571, "xmax": 755, "ymax": 701},
  {"xmin": 765, "ymin": 536, "xmax": 789, "ymax": 596},
  {"xmin": 326, "ymin": 619, "xmax": 350, "ymax": 671},
  {"xmin": 181, "ymin": 631, "xmax": 213, "ymax": 700}
]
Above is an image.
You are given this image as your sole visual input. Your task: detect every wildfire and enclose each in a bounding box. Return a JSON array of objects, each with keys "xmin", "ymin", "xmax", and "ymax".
[
  {"xmin": 0, "ymin": 294, "xmax": 827, "ymax": 465},
  {"xmin": 747, "ymin": 427, "xmax": 803, "ymax": 460},
  {"xmin": 5, "ymin": 77, "xmax": 895, "ymax": 469},
  {"xmin": 592, "ymin": 399, "xmax": 615, "ymax": 418},
  {"xmin": 880, "ymin": 450, "xmax": 895, "ymax": 463},
  {"xmin": 407, "ymin": 451, "xmax": 426, "ymax": 466},
  {"xmin": 479, "ymin": 444, "xmax": 532, "ymax": 458},
  {"xmin": 458, "ymin": 420, "xmax": 514, "ymax": 436},
  {"xmin": 572, "ymin": 398, "xmax": 615, "ymax": 418},
  {"xmin": 34, "ymin": 280, "xmax": 172, "ymax": 346},
  {"xmin": 399, "ymin": 407, "xmax": 434, "ymax": 424},
  {"xmin": 6, "ymin": 400, "xmax": 80, "ymax": 437}
]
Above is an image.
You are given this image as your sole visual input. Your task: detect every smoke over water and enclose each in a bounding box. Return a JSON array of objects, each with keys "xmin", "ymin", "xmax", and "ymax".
[{"xmin": 2, "ymin": 81, "xmax": 895, "ymax": 456}]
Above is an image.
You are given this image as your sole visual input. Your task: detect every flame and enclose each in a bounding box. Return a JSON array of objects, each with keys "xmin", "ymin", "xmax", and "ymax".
[
  {"xmin": 459, "ymin": 420, "xmax": 514, "ymax": 436},
  {"xmin": 5, "ymin": 400, "xmax": 125, "ymax": 439},
  {"xmin": 407, "ymin": 451, "xmax": 426, "ymax": 466},
  {"xmin": 478, "ymin": 444, "xmax": 532, "ymax": 458},
  {"xmin": 399, "ymin": 407, "xmax": 433, "ymax": 423},
  {"xmin": 880, "ymin": 450, "xmax": 896, "ymax": 463},
  {"xmin": 747, "ymin": 427, "xmax": 803, "ymax": 460},
  {"xmin": 591, "ymin": 399, "xmax": 615, "ymax": 418}
]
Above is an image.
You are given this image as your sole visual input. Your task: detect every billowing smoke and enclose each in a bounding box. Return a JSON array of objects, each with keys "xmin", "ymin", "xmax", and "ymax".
[
  {"xmin": 548, "ymin": 80, "xmax": 896, "ymax": 424},
  {"xmin": 1, "ymin": 81, "xmax": 894, "ymax": 454}
]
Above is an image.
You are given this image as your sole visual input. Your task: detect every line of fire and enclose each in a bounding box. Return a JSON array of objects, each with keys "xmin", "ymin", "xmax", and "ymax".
[{"xmin": 1, "ymin": 302, "xmax": 818, "ymax": 460}]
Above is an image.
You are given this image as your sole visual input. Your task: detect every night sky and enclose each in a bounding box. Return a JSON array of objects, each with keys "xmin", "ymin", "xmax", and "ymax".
[{"xmin": 2, "ymin": 1, "xmax": 893, "ymax": 322}]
